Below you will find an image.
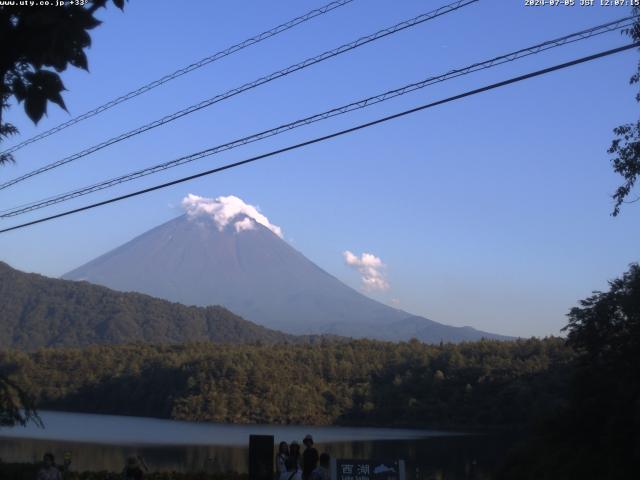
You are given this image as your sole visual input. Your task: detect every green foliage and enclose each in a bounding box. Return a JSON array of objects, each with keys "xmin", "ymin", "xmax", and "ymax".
[
  {"xmin": 499, "ymin": 263, "xmax": 640, "ymax": 479},
  {"xmin": 0, "ymin": 0, "xmax": 126, "ymax": 164},
  {"xmin": 562, "ymin": 263, "xmax": 640, "ymax": 478},
  {"xmin": 565, "ymin": 263, "xmax": 640, "ymax": 357},
  {"xmin": 0, "ymin": 337, "xmax": 573, "ymax": 429},
  {"xmin": 0, "ymin": 262, "xmax": 294, "ymax": 349},
  {"xmin": 608, "ymin": 11, "xmax": 640, "ymax": 215},
  {"xmin": 0, "ymin": 372, "xmax": 41, "ymax": 428}
]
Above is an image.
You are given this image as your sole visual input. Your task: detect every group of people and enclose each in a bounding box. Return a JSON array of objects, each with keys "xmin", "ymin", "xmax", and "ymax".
[
  {"xmin": 276, "ymin": 435, "xmax": 330, "ymax": 480},
  {"xmin": 36, "ymin": 452, "xmax": 147, "ymax": 480},
  {"xmin": 36, "ymin": 436, "xmax": 330, "ymax": 480}
]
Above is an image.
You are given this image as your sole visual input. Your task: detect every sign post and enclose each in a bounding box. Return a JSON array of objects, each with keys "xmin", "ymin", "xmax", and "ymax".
[
  {"xmin": 249, "ymin": 434, "xmax": 274, "ymax": 480},
  {"xmin": 333, "ymin": 458, "xmax": 405, "ymax": 480}
]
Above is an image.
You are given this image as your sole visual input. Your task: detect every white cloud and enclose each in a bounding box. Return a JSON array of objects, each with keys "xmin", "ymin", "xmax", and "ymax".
[
  {"xmin": 343, "ymin": 250, "xmax": 390, "ymax": 292},
  {"xmin": 234, "ymin": 217, "xmax": 255, "ymax": 233},
  {"xmin": 181, "ymin": 194, "xmax": 283, "ymax": 238}
]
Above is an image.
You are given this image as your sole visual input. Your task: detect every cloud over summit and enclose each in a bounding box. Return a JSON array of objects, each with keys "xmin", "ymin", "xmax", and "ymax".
[
  {"xmin": 181, "ymin": 194, "xmax": 283, "ymax": 238},
  {"xmin": 343, "ymin": 250, "xmax": 390, "ymax": 291}
]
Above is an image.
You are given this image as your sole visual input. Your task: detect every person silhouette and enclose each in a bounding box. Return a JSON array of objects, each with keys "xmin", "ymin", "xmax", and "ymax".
[
  {"xmin": 302, "ymin": 435, "xmax": 319, "ymax": 480},
  {"xmin": 36, "ymin": 453, "xmax": 61, "ymax": 480},
  {"xmin": 122, "ymin": 456, "xmax": 144, "ymax": 480},
  {"xmin": 276, "ymin": 441, "xmax": 290, "ymax": 478}
]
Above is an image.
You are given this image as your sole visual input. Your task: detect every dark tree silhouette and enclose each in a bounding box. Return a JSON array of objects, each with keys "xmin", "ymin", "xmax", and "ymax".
[
  {"xmin": 0, "ymin": 371, "xmax": 41, "ymax": 428},
  {"xmin": 562, "ymin": 263, "xmax": 640, "ymax": 477},
  {"xmin": 609, "ymin": 9, "xmax": 640, "ymax": 215},
  {"xmin": 0, "ymin": 0, "xmax": 126, "ymax": 165},
  {"xmin": 565, "ymin": 263, "xmax": 640, "ymax": 360},
  {"xmin": 500, "ymin": 264, "xmax": 640, "ymax": 479}
]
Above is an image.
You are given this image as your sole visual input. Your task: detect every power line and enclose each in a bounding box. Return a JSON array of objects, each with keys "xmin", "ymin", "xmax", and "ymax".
[
  {"xmin": 1, "ymin": 15, "xmax": 635, "ymax": 218},
  {"xmin": 0, "ymin": 0, "xmax": 356, "ymax": 157},
  {"xmin": 0, "ymin": 0, "xmax": 479, "ymax": 191},
  {"xmin": 0, "ymin": 42, "xmax": 635, "ymax": 235}
]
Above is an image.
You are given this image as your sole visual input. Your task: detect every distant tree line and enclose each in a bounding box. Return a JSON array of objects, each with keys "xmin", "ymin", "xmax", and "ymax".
[{"xmin": 0, "ymin": 337, "xmax": 573, "ymax": 429}]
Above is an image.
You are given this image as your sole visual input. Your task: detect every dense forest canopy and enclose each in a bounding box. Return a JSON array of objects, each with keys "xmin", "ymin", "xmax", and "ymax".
[{"xmin": 0, "ymin": 338, "xmax": 572, "ymax": 429}]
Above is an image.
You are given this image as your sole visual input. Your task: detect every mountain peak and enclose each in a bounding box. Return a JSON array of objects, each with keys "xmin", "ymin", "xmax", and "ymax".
[
  {"xmin": 182, "ymin": 194, "xmax": 283, "ymax": 239},
  {"xmin": 63, "ymin": 194, "xmax": 511, "ymax": 343}
]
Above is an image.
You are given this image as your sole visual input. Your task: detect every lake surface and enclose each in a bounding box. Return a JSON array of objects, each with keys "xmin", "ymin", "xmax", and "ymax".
[{"xmin": 0, "ymin": 411, "xmax": 514, "ymax": 479}]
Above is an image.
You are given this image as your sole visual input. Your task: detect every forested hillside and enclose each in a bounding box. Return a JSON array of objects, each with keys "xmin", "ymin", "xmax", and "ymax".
[
  {"xmin": 0, "ymin": 262, "xmax": 294, "ymax": 349},
  {"xmin": 0, "ymin": 338, "xmax": 573, "ymax": 428}
]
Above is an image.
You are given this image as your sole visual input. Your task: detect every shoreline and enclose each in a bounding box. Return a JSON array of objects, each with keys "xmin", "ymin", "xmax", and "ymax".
[{"xmin": 0, "ymin": 410, "xmax": 473, "ymax": 447}]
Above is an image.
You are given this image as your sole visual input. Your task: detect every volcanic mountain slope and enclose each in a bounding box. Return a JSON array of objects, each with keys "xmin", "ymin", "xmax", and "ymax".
[
  {"xmin": 63, "ymin": 195, "xmax": 510, "ymax": 343},
  {"xmin": 0, "ymin": 261, "xmax": 294, "ymax": 350}
]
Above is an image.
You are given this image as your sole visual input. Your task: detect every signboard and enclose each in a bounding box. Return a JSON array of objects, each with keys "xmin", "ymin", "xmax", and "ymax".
[{"xmin": 333, "ymin": 459, "xmax": 405, "ymax": 480}]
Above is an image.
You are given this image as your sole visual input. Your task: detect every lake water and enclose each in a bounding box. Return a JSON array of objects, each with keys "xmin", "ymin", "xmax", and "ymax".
[{"xmin": 0, "ymin": 411, "xmax": 514, "ymax": 479}]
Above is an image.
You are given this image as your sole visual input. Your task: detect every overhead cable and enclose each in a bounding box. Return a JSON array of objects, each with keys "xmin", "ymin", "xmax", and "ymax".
[
  {"xmin": 0, "ymin": 0, "xmax": 356, "ymax": 156},
  {"xmin": 0, "ymin": 0, "xmax": 479, "ymax": 191},
  {"xmin": 2, "ymin": 15, "xmax": 635, "ymax": 218},
  {"xmin": 0, "ymin": 42, "xmax": 635, "ymax": 235}
]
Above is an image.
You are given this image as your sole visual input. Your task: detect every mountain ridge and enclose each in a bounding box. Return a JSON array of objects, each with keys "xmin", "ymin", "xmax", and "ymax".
[
  {"xmin": 63, "ymin": 212, "xmax": 511, "ymax": 342},
  {"xmin": 0, "ymin": 260, "xmax": 299, "ymax": 350}
]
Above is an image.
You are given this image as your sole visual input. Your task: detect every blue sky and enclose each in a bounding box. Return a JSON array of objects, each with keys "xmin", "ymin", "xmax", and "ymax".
[{"xmin": 1, "ymin": 0, "xmax": 639, "ymax": 337}]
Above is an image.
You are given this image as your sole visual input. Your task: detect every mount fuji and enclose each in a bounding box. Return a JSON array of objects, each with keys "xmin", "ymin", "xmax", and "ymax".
[{"xmin": 63, "ymin": 195, "xmax": 509, "ymax": 342}]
